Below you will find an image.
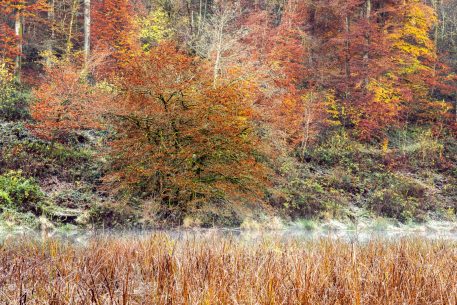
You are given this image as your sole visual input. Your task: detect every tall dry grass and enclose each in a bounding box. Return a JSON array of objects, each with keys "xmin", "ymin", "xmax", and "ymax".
[{"xmin": 0, "ymin": 232, "xmax": 456, "ymax": 304}]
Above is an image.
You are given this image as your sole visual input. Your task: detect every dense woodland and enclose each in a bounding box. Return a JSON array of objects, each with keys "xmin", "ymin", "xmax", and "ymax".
[{"xmin": 0, "ymin": 0, "xmax": 457, "ymax": 228}]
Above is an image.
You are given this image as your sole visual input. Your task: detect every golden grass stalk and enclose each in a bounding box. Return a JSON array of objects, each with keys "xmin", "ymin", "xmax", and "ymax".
[{"xmin": 0, "ymin": 233, "xmax": 456, "ymax": 304}]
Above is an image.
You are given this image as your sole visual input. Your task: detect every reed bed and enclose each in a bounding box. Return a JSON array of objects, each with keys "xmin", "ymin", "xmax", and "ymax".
[{"xmin": 0, "ymin": 232, "xmax": 456, "ymax": 304}]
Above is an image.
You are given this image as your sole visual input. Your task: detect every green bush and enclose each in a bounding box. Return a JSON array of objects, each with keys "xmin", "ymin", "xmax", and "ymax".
[
  {"xmin": 368, "ymin": 189, "xmax": 415, "ymax": 222},
  {"xmin": 285, "ymin": 178, "xmax": 326, "ymax": 216},
  {"xmin": 0, "ymin": 67, "xmax": 30, "ymax": 121},
  {"xmin": 52, "ymin": 189, "xmax": 93, "ymax": 209},
  {"xmin": 295, "ymin": 219, "xmax": 318, "ymax": 231},
  {"xmin": 326, "ymin": 167, "xmax": 361, "ymax": 193},
  {"xmin": 0, "ymin": 122, "xmax": 101, "ymax": 182},
  {"xmin": 304, "ymin": 130, "xmax": 363, "ymax": 169},
  {"xmin": 389, "ymin": 128, "xmax": 445, "ymax": 167},
  {"xmin": 0, "ymin": 208, "xmax": 40, "ymax": 229},
  {"xmin": 0, "ymin": 171, "xmax": 45, "ymax": 214},
  {"xmin": 367, "ymin": 176, "xmax": 428, "ymax": 222}
]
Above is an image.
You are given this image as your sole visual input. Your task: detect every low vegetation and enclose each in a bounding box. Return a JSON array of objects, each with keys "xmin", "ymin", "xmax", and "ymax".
[
  {"xmin": 0, "ymin": 118, "xmax": 456, "ymax": 228},
  {"xmin": 0, "ymin": 234, "xmax": 456, "ymax": 304}
]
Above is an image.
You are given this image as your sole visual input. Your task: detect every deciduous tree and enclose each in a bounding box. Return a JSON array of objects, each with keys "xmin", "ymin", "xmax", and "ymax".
[
  {"xmin": 30, "ymin": 59, "xmax": 105, "ymax": 143},
  {"xmin": 103, "ymin": 42, "xmax": 268, "ymax": 204}
]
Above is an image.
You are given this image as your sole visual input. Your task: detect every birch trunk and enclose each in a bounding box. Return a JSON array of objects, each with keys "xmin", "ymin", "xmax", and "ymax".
[
  {"xmin": 84, "ymin": 0, "xmax": 91, "ymax": 66},
  {"xmin": 431, "ymin": 0, "xmax": 440, "ymax": 95},
  {"xmin": 213, "ymin": 26, "xmax": 223, "ymax": 88},
  {"xmin": 14, "ymin": 10, "xmax": 23, "ymax": 82},
  {"xmin": 46, "ymin": 0, "xmax": 55, "ymax": 66}
]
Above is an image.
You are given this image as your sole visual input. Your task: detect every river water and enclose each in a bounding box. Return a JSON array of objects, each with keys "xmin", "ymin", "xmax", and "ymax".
[{"xmin": 2, "ymin": 225, "xmax": 457, "ymax": 245}]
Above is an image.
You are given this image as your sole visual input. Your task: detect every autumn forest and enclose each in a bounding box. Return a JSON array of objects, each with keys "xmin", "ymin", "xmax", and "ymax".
[{"xmin": 1, "ymin": 0, "xmax": 457, "ymax": 229}]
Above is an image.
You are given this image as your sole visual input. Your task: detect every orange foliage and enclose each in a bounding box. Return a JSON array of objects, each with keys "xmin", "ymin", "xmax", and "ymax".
[
  {"xmin": 91, "ymin": 0, "xmax": 137, "ymax": 76},
  {"xmin": 30, "ymin": 60, "xmax": 106, "ymax": 142},
  {"xmin": 101, "ymin": 43, "xmax": 268, "ymax": 203},
  {"xmin": 243, "ymin": 3, "xmax": 333, "ymax": 151},
  {"xmin": 0, "ymin": 0, "xmax": 48, "ymax": 62},
  {"xmin": 0, "ymin": 24, "xmax": 18, "ymax": 66}
]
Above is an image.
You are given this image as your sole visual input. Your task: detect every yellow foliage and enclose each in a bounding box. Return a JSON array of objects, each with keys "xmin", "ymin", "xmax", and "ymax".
[
  {"xmin": 0, "ymin": 62, "xmax": 12, "ymax": 84},
  {"xmin": 39, "ymin": 50, "xmax": 60, "ymax": 66},
  {"xmin": 367, "ymin": 78, "xmax": 400, "ymax": 105},
  {"xmin": 0, "ymin": 62, "xmax": 15, "ymax": 99},
  {"xmin": 381, "ymin": 137, "xmax": 389, "ymax": 154},
  {"xmin": 136, "ymin": 8, "xmax": 173, "ymax": 51},
  {"xmin": 388, "ymin": 0, "xmax": 437, "ymax": 75},
  {"xmin": 324, "ymin": 90, "xmax": 341, "ymax": 127}
]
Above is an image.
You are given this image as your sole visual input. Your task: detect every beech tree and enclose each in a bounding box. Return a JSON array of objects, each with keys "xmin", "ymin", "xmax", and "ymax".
[
  {"xmin": 241, "ymin": 1, "xmax": 336, "ymax": 152},
  {"xmin": 91, "ymin": 0, "xmax": 136, "ymax": 76},
  {"xmin": 84, "ymin": 0, "xmax": 90, "ymax": 64},
  {"xmin": 103, "ymin": 43, "xmax": 268, "ymax": 204},
  {"xmin": 386, "ymin": 0, "xmax": 453, "ymax": 125},
  {"xmin": 13, "ymin": 0, "xmax": 457, "ymax": 206},
  {"xmin": 30, "ymin": 59, "xmax": 106, "ymax": 143},
  {"xmin": 0, "ymin": 24, "xmax": 19, "ymax": 67}
]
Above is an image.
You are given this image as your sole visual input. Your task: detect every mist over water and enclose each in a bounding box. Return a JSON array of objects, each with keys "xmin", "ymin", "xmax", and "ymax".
[{"xmin": 3, "ymin": 227, "xmax": 457, "ymax": 246}]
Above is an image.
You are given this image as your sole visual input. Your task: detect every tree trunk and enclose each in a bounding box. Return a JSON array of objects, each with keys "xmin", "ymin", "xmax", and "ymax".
[
  {"xmin": 363, "ymin": 0, "xmax": 371, "ymax": 87},
  {"xmin": 300, "ymin": 94, "xmax": 314, "ymax": 161},
  {"xmin": 213, "ymin": 12, "xmax": 229, "ymax": 89},
  {"xmin": 344, "ymin": 14, "xmax": 351, "ymax": 99},
  {"xmin": 84, "ymin": 0, "xmax": 91, "ymax": 66},
  {"xmin": 14, "ymin": 10, "xmax": 23, "ymax": 82},
  {"xmin": 198, "ymin": 0, "xmax": 202, "ymax": 35},
  {"xmin": 66, "ymin": 0, "xmax": 79, "ymax": 57},
  {"xmin": 431, "ymin": 0, "xmax": 440, "ymax": 96},
  {"xmin": 46, "ymin": 0, "xmax": 55, "ymax": 66},
  {"xmin": 213, "ymin": 26, "xmax": 223, "ymax": 88}
]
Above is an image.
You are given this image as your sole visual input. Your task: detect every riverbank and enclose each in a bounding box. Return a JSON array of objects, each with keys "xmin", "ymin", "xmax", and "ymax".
[{"xmin": 1, "ymin": 121, "xmax": 456, "ymax": 231}]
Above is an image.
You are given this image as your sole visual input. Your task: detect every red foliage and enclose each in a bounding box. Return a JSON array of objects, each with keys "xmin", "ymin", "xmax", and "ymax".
[
  {"xmin": 0, "ymin": 23, "xmax": 19, "ymax": 66},
  {"xmin": 30, "ymin": 61, "xmax": 106, "ymax": 143},
  {"xmin": 102, "ymin": 42, "xmax": 268, "ymax": 203},
  {"xmin": 242, "ymin": 2, "xmax": 332, "ymax": 150},
  {"xmin": 91, "ymin": 0, "xmax": 136, "ymax": 76},
  {"xmin": 0, "ymin": 0, "xmax": 48, "ymax": 67}
]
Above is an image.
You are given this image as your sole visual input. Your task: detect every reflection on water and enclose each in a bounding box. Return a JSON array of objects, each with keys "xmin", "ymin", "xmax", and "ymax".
[{"xmin": 2, "ymin": 227, "xmax": 457, "ymax": 245}]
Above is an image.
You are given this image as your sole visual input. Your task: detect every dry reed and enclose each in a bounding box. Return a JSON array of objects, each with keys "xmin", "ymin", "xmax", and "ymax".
[{"xmin": 0, "ymin": 232, "xmax": 456, "ymax": 304}]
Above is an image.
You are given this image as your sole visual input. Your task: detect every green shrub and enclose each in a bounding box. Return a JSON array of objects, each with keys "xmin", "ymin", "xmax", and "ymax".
[
  {"xmin": 0, "ymin": 171, "xmax": 45, "ymax": 214},
  {"xmin": 0, "ymin": 208, "xmax": 40, "ymax": 229},
  {"xmin": 296, "ymin": 219, "xmax": 318, "ymax": 231},
  {"xmin": 368, "ymin": 189, "xmax": 415, "ymax": 222},
  {"xmin": 52, "ymin": 189, "xmax": 93, "ymax": 209},
  {"xmin": 367, "ymin": 176, "xmax": 428, "ymax": 222},
  {"xmin": 389, "ymin": 128, "xmax": 444, "ymax": 167},
  {"xmin": 0, "ymin": 66, "xmax": 30, "ymax": 121},
  {"xmin": 326, "ymin": 167, "xmax": 360, "ymax": 193},
  {"xmin": 285, "ymin": 178, "xmax": 326, "ymax": 217},
  {"xmin": 304, "ymin": 130, "xmax": 362, "ymax": 169},
  {"xmin": 0, "ymin": 190, "xmax": 12, "ymax": 205},
  {"xmin": 0, "ymin": 122, "xmax": 101, "ymax": 182}
]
